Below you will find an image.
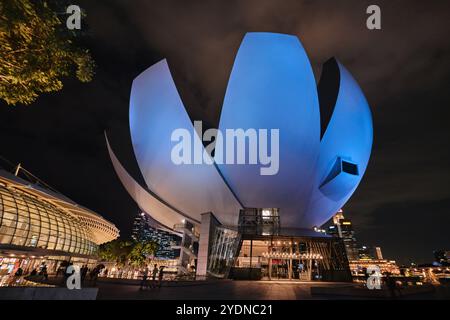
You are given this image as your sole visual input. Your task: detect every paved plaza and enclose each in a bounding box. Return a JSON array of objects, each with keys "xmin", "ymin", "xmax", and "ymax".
[
  {"xmin": 95, "ymin": 280, "xmax": 349, "ymax": 300},
  {"xmin": 3, "ymin": 275, "xmax": 448, "ymax": 300},
  {"xmin": 94, "ymin": 279, "xmax": 450, "ymax": 300}
]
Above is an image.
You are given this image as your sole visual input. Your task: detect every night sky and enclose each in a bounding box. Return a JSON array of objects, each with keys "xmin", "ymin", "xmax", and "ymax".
[{"xmin": 1, "ymin": 0, "xmax": 450, "ymax": 265}]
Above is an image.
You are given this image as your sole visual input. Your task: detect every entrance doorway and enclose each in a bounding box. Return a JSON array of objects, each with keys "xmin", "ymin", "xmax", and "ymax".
[
  {"xmin": 234, "ymin": 237, "xmax": 344, "ymax": 281},
  {"xmin": 264, "ymin": 256, "xmax": 321, "ymax": 281}
]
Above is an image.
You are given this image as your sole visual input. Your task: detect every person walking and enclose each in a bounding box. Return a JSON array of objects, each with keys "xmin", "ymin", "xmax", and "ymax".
[
  {"xmin": 140, "ymin": 267, "xmax": 149, "ymax": 290},
  {"xmin": 90, "ymin": 267, "xmax": 101, "ymax": 287},
  {"xmin": 81, "ymin": 265, "xmax": 88, "ymax": 282},
  {"xmin": 151, "ymin": 264, "xmax": 158, "ymax": 288},
  {"xmin": 41, "ymin": 264, "xmax": 48, "ymax": 281},
  {"xmin": 158, "ymin": 266, "xmax": 165, "ymax": 288}
]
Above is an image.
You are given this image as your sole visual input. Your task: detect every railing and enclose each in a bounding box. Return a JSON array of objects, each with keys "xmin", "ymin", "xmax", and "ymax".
[{"xmin": 173, "ymin": 223, "xmax": 200, "ymax": 239}]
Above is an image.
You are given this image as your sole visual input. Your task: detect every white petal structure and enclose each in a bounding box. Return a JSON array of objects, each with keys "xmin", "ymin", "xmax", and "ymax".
[
  {"xmin": 217, "ymin": 32, "xmax": 320, "ymax": 227},
  {"xmin": 127, "ymin": 59, "xmax": 242, "ymax": 227},
  {"xmin": 302, "ymin": 59, "xmax": 373, "ymax": 227},
  {"xmin": 106, "ymin": 134, "xmax": 190, "ymax": 229},
  {"xmin": 107, "ymin": 32, "xmax": 373, "ymax": 231}
]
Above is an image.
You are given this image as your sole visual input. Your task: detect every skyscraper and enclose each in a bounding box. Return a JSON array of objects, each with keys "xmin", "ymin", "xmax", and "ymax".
[
  {"xmin": 358, "ymin": 245, "xmax": 374, "ymax": 260},
  {"xmin": 132, "ymin": 212, "xmax": 182, "ymax": 259},
  {"xmin": 327, "ymin": 210, "xmax": 359, "ymax": 260},
  {"xmin": 375, "ymin": 246, "xmax": 383, "ymax": 260}
]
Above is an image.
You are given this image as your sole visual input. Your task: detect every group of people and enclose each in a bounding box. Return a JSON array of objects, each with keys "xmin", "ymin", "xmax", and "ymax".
[
  {"xmin": 12, "ymin": 262, "xmax": 166, "ymax": 289},
  {"xmin": 79, "ymin": 264, "xmax": 102, "ymax": 285},
  {"xmin": 140, "ymin": 264, "xmax": 165, "ymax": 290},
  {"xmin": 26, "ymin": 263, "xmax": 48, "ymax": 280},
  {"xmin": 14, "ymin": 262, "xmax": 105, "ymax": 286},
  {"xmin": 54, "ymin": 263, "xmax": 104, "ymax": 286}
]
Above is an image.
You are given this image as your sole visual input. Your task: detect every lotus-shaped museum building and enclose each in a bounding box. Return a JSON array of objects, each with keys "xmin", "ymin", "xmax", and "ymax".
[
  {"xmin": 107, "ymin": 32, "xmax": 373, "ymax": 279},
  {"xmin": 107, "ymin": 32, "xmax": 372, "ymax": 230}
]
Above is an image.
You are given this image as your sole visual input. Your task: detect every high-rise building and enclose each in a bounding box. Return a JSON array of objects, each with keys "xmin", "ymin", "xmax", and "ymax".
[
  {"xmin": 327, "ymin": 210, "xmax": 359, "ymax": 260},
  {"xmin": 375, "ymin": 246, "xmax": 383, "ymax": 260},
  {"xmin": 358, "ymin": 245, "xmax": 374, "ymax": 260},
  {"xmin": 132, "ymin": 213, "xmax": 181, "ymax": 260},
  {"xmin": 356, "ymin": 245, "xmax": 384, "ymax": 260}
]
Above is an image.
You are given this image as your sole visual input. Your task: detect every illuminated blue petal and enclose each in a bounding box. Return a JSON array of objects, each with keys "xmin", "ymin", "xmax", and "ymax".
[
  {"xmin": 302, "ymin": 59, "xmax": 373, "ymax": 227},
  {"xmin": 129, "ymin": 59, "xmax": 242, "ymax": 226},
  {"xmin": 217, "ymin": 32, "xmax": 320, "ymax": 227},
  {"xmin": 106, "ymin": 134, "xmax": 189, "ymax": 230}
]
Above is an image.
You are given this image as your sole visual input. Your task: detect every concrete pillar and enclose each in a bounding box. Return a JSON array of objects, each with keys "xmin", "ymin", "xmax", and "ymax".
[
  {"xmin": 289, "ymin": 244, "xmax": 293, "ymax": 280},
  {"xmin": 268, "ymin": 241, "xmax": 272, "ymax": 280},
  {"xmin": 249, "ymin": 239, "xmax": 253, "ymax": 268},
  {"xmin": 268, "ymin": 258, "xmax": 272, "ymax": 280}
]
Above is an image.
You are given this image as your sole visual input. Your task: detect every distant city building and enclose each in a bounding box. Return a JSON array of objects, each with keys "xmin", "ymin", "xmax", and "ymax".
[
  {"xmin": 348, "ymin": 244, "xmax": 400, "ymax": 277},
  {"xmin": 326, "ymin": 210, "xmax": 398, "ymax": 279},
  {"xmin": 404, "ymin": 251, "xmax": 450, "ymax": 284},
  {"xmin": 327, "ymin": 210, "xmax": 359, "ymax": 260},
  {"xmin": 433, "ymin": 250, "xmax": 450, "ymax": 266},
  {"xmin": 357, "ymin": 245, "xmax": 385, "ymax": 260},
  {"xmin": 132, "ymin": 212, "xmax": 182, "ymax": 260},
  {"xmin": 375, "ymin": 246, "xmax": 383, "ymax": 260},
  {"xmin": 349, "ymin": 259, "xmax": 400, "ymax": 276},
  {"xmin": 358, "ymin": 245, "xmax": 374, "ymax": 260}
]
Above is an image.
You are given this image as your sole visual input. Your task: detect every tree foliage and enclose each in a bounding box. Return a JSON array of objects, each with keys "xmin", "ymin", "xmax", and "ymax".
[
  {"xmin": 128, "ymin": 241, "xmax": 160, "ymax": 267},
  {"xmin": 98, "ymin": 239, "xmax": 159, "ymax": 268},
  {"xmin": 0, "ymin": 0, "xmax": 95, "ymax": 106},
  {"xmin": 98, "ymin": 239, "xmax": 133, "ymax": 266}
]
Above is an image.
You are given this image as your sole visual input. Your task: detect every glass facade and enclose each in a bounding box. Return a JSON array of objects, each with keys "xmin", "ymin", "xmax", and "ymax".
[
  {"xmin": 327, "ymin": 211, "xmax": 359, "ymax": 260},
  {"xmin": 236, "ymin": 239, "xmax": 323, "ymax": 280},
  {"xmin": 208, "ymin": 227, "xmax": 240, "ymax": 277},
  {"xmin": 203, "ymin": 208, "xmax": 352, "ymax": 281},
  {"xmin": 0, "ymin": 182, "xmax": 97, "ymax": 255},
  {"xmin": 232, "ymin": 236, "xmax": 351, "ymax": 281},
  {"xmin": 238, "ymin": 208, "xmax": 280, "ymax": 236}
]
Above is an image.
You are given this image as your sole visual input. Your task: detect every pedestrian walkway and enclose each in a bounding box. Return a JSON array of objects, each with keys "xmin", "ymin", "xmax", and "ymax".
[
  {"xmin": 24, "ymin": 276, "xmax": 449, "ymax": 300},
  {"xmin": 95, "ymin": 280, "xmax": 349, "ymax": 300}
]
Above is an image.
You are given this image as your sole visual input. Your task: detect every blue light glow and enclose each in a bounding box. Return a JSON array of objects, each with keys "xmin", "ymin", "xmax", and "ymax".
[{"xmin": 108, "ymin": 32, "xmax": 373, "ymax": 230}]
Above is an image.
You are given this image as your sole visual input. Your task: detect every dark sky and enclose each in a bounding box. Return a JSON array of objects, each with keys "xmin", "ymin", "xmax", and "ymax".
[{"xmin": 1, "ymin": 0, "xmax": 450, "ymax": 264}]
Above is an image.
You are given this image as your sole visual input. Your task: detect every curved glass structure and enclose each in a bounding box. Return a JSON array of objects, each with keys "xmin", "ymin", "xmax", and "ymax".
[
  {"xmin": 0, "ymin": 183, "xmax": 97, "ymax": 255},
  {"xmin": 0, "ymin": 170, "xmax": 119, "ymax": 257}
]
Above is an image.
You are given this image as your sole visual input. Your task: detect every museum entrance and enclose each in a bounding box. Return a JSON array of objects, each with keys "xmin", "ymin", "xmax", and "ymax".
[
  {"xmin": 266, "ymin": 255, "xmax": 324, "ymax": 281},
  {"xmin": 230, "ymin": 233, "xmax": 351, "ymax": 282},
  {"xmin": 234, "ymin": 239, "xmax": 324, "ymax": 281},
  {"xmin": 206, "ymin": 208, "xmax": 352, "ymax": 282}
]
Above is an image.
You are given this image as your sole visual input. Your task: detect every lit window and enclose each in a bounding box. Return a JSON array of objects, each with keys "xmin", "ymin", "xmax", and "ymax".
[{"xmin": 262, "ymin": 209, "xmax": 271, "ymax": 220}]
